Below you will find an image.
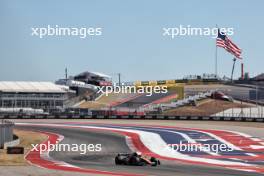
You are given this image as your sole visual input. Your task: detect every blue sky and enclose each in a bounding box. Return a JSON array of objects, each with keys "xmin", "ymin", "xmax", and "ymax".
[{"xmin": 0, "ymin": 0, "xmax": 263, "ymax": 82}]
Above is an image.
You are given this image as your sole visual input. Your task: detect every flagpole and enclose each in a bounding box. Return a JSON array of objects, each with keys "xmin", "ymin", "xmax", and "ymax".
[
  {"xmin": 215, "ymin": 40, "xmax": 218, "ymax": 77},
  {"xmin": 231, "ymin": 57, "xmax": 236, "ymax": 83},
  {"xmin": 215, "ymin": 24, "xmax": 218, "ymax": 78}
]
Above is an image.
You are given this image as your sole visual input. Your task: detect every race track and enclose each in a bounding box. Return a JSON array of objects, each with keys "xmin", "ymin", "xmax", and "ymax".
[{"xmin": 15, "ymin": 121, "xmax": 264, "ymax": 176}]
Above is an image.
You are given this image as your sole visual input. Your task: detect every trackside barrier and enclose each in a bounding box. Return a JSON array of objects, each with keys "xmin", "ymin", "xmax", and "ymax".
[
  {"xmin": 4, "ymin": 135, "xmax": 20, "ymax": 149},
  {"xmin": 0, "ymin": 120, "xmax": 14, "ymax": 149},
  {"xmin": 0, "ymin": 114, "xmax": 264, "ymax": 122}
]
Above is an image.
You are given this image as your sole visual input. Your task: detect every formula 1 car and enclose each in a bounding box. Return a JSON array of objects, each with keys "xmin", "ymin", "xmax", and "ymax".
[{"xmin": 115, "ymin": 152, "xmax": 161, "ymax": 166}]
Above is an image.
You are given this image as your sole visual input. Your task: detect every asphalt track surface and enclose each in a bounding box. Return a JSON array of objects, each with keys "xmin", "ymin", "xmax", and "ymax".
[{"xmin": 16, "ymin": 123, "xmax": 264, "ymax": 176}]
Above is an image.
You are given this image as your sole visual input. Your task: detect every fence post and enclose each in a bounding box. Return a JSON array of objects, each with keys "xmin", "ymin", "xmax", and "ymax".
[
  {"xmin": 260, "ymin": 106, "xmax": 263, "ymax": 118},
  {"xmin": 0, "ymin": 125, "xmax": 2, "ymax": 148}
]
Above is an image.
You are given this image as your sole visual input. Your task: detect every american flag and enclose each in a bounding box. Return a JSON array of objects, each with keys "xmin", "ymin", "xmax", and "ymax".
[{"xmin": 216, "ymin": 30, "xmax": 242, "ymax": 59}]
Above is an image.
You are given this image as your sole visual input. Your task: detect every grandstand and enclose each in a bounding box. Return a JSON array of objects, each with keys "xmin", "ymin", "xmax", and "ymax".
[
  {"xmin": 56, "ymin": 70, "xmax": 113, "ymax": 104},
  {"xmin": 79, "ymin": 92, "xmax": 139, "ymax": 109},
  {"xmin": 73, "ymin": 71, "xmax": 112, "ymax": 86},
  {"xmin": 116, "ymin": 92, "xmax": 178, "ymax": 108},
  {"xmin": 0, "ymin": 82, "xmax": 67, "ymax": 112},
  {"xmin": 79, "ymin": 80, "xmax": 185, "ymax": 110}
]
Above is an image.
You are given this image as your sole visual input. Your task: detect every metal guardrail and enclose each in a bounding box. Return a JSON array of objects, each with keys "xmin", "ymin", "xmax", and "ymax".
[
  {"xmin": 0, "ymin": 120, "xmax": 14, "ymax": 149},
  {"xmin": 0, "ymin": 114, "xmax": 263, "ymax": 122}
]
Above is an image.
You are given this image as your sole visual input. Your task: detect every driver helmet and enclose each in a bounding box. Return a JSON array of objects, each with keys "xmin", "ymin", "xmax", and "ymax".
[
  {"xmin": 132, "ymin": 152, "xmax": 137, "ymax": 156},
  {"xmin": 136, "ymin": 152, "xmax": 142, "ymax": 157}
]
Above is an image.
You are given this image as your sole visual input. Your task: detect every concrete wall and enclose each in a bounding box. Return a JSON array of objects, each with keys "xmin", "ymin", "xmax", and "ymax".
[
  {"xmin": 4, "ymin": 136, "xmax": 20, "ymax": 149},
  {"xmin": 214, "ymin": 107, "xmax": 264, "ymax": 118},
  {"xmin": 0, "ymin": 120, "xmax": 14, "ymax": 149}
]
